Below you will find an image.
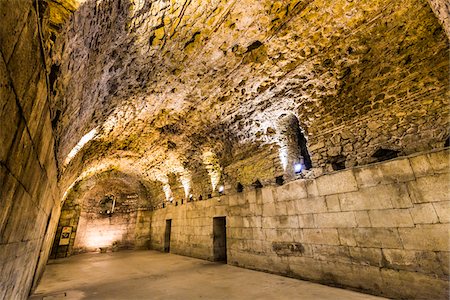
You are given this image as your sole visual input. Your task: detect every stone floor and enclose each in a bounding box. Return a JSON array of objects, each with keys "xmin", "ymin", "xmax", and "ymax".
[{"xmin": 30, "ymin": 251, "xmax": 386, "ymax": 300}]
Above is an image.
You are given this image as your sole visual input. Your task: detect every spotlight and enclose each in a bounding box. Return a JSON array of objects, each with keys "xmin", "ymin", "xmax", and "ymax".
[
  {"xmin": 218, "ymin": 185, "xmax": 224, "ymax": 194},
  {"xmin": 294, "ymin": 163, "xmax": 303, "ymax": 174}
]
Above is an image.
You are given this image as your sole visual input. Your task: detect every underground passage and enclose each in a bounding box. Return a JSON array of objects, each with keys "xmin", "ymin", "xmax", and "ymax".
[{"xmin": 0, "ymin": 0, "xmax": 449, "ymax": 299}]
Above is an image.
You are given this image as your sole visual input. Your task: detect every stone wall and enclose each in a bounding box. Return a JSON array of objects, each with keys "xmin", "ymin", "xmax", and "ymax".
[
  {"xmin": 0, "ymin": 0, "xmax": 61, "ymax": 298},
  {"xmin": 52, "ymin": 0, "xmax": 449, "ymax": 211},
  {"xmin": 50, "ymin": 171, "xmax": 153, "ymax": 256},
  {"xmin": 150, "ymin": 149, "xmax": 450, "ymax": 299}
]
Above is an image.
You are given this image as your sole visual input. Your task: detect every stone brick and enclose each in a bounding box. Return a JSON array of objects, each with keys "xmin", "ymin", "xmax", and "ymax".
[
  {"xmin": 349, "ymin": 247, "xmax": 382, "ymax": 267},
  {"xmin": 314, "ymin": 212, "xmax": 356, "ymax": 228},
  {"xmin": 0, "ymin": 0, "xmax": 32, "ymax": 62},
  {"xmin": 260, "ymin": 186, "xmax": 274, "ymax": 204},
  {"xmin": 399, "ymin": 225, "xmax": 449, "ymax": 251},
  {"xmin": 354, "ymin": 211, "xmax": 371, "ymax": 227},
  {"xmin": 382, "ymin": 249, "xmax": 443, "ymax": 275},
  {"xmin": 407, "ymin": 173, "xmax": 450, "ymax": 203},
  {"xmin": 409, "ymin": 154, "xmax": 433, "ymax": 178},
  {"xmin": 320, "ymin": 261, "xmax": 383, "ymax": 293},
  {"xmin": 337, "ymin": 228, "xmax": 357, "ymax": 246},
  {"xmin": 325, "ymin": 195, "xmax": 340, "ymax": 212},
  {"xmin": 295, "ymin": 197, "xmax": 327, "ymax": 214},
  {"xmin": 276, "ymin": 180, "xmax": 307, "ymax": 201},
  {"xmin": 316, "ymin": 170, "xmax": 358, "ymax": 196},
  {"xmin": 380, "ymin": 269, "xmax": 449, "ymax": 300},
  {"xmin": 287, "ymin": 256, "xmax": 324, "ymax": 281},
  {"xmin": 353, "ymin": 158, "xmax": 415, "ymax": 188},
  {"xmin": 427, "ymin": 150, "xmax": 450, "ymax": 174},
  {"xmin": 0, "ymin": 58, "xmax": 20, "ymax": 163},
  {"xmin": 297, "ymin": 214, "xmax": 315, "ymax": 228},
  {"xmin": 304, "ymin": 179, "xmax": 319, "ymax": 197},
  {"xmin": 409, "ymin": 203, "xmax": 439, "ymax": 224},
  {"xmin": 368, "ymin": 209, "xmax": 414, "ymax": 227},
  {"xmin": 302, "ymin": 228, "xmax": 340, "ymax": 245},
  {"xmin": 339, "ymin": 184, "xmax": 407, "ymax": 211},
  {"xmin": 433, "ymin": 201, "xmax": 450, "ymax": 223},
  {"xmin": 6, "ymin": 8, "xmax": 40, "ymax": 102},
  {"xmin": 312, "ymin": 245, "xmax": 351, "ymax": 264},
  {"xmin": 354, "ymin": 228, "xmax": 402, "ymax": 248},
  {"xmin": 437, "ymin": 251, "xmax": 449, "ymax": 276}
]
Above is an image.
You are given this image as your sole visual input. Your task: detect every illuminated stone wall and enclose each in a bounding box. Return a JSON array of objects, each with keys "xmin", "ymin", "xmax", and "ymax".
[
  {"xmin": 50, "ymin": 171, "xmax": 153, "ymax": 257},
  {"xmin": 53, "ymin": 0, "xmax": 449, "ymax": 211},
  {"xmin": 0, "ymin": 0, "xmax": 64, "ymax": 298},
  {"xmin": 150, "ymin": 149, "xmax": 450, "ymax": 299}
]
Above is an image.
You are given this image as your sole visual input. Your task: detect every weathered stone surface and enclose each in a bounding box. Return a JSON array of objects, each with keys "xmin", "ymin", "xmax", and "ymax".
[
  {"xmin": 407, "ymin": 173, "xmax": 450, "ymax": 203},
  {"xmin": 433, "ymin": 201, "xmax": 450, "ymax": 223},
  {"xmin": 316, "ymin": 171, "xmax": 358, "ymax": 196},
  {"xmin": 368, "ymin": 209, "xmax": 414, "ymax": 228},
  {"xmin": 409, "ymin": 203, "xmax": 439, "ymax": 224},
  {"xmin": 399, "ymin": 225, "xmax": 449, "ymax": 251}
]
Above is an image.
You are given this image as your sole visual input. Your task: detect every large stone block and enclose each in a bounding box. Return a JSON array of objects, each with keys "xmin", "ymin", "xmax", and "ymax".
[
  {"xmin": 287, "ymin": 256, "xmax": 324, "ymax": 281},
  {"xmin": 0, "ymin": 58, "xmax": 20, "ymax": 163},
  {"xmin": 295, "ymin": 196, "xmax": 327, "ymax": 214},
  {"xmin": 380, "ymin": 268, "xmax": 449, "ymax": 300},
  {"xmin": 339, "ymin": 184, "xmax": 406, "ymax": 211},
  {"xmin": 427, "ymin": 150, "xmax": 450, "ymax": 174},
  {"xmin": 353, "ymin": 158, "xmax": 415, "ymax": 188},
  {"xmin": 409, "ymin": 154, "xmax": 433, "ymax": 178},
  {"xmin": 354, "ymin": 211, "xmax": 371, "ymax": 227},
  {"xmin": 368, "ymin": 209, "xmax": 414, "ymax": 227},
  {"xmin": 353, "ymin": 228, "xmax": 402, "ymax": 248},
  {"xmin": 325, "ymin": 195, "xmax": 340, "ymax": 212},
  {"xmin": 399, "ymin": 225, "xmax": 449, "ymax": 251},
  {"xmin": 337, "ymin": 228, "xmax": 357, "ymax": 246},
  {"xmin": 7, "ymin": 8, "xmax": 40, "ymax": 102},
  {"xmin": 297, "ymin": 214, "xmax": 315, "ymax": 228},
  {"xmin": 433, "ymin": 201, "xmax": 450, "ymax": 223},
  {"xmin": 275, "ymin": 180, "xmax": 308, "ymax": 201},
  {"xmin": 407, "ymin": 173, "xmax": 450, "ymax": 203},
  {"xmin": 315, "ymin": 170, "xmax": 358, "ymax": 196},
  {"xmin": 349, "ymin": 247, "xmax": 382, "ymax": 267},
  {"xmin": 312, "ymin": 245, "xmax": 351, "ymax": 264},
  {"xmin": 409, "ymin": 203, "xmax": 439, "ymax": 224},
  {"xmin": 382, "ymin": 249, "xmax": 444, "ymax": 276},
  {"xmin": 320, "ymin": 261, "xmax": 383, "ymax": 293},
  {"xmin": 0, "ymin": 0, "xmax": 33, "ymax": 62},
  {"xmin": 6, "ymin": 120, "xmax": 32, "ymax": 180},
  {"xmin": 314, "ymin": 211, "xmax": 357, "ymax": 228},
  {"xmin": 302, "ymin": 228, "xmax": 340, "ymax": 245}
]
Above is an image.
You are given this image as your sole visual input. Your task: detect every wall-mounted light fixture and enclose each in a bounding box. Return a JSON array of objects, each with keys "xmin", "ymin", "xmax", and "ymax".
[
  {"xmin": 218, "ymin": 185, "xmax": 224, "ymax": 194},
  {"xmin": 294, "ymin": 163, "xmax": 303, "ymax": 174}
]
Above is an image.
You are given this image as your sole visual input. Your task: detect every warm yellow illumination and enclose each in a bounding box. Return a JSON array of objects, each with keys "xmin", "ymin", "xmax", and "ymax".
[
  {"xmin": 64, "ymin": 128, "xmax": 98, "ymax": 167},
  {"xmin": 179, "ymin": 172, "xmax": 192, "ymax": 198},
  {"xmin": 279, "ymin": 144, "xmax": 289, "ymax": 172},
  {"xmin": 162, "ymin": 183, "xmax": 173, "ymax": 202},
  {"xmin": 202, "ymin": 151, "xmax": 222, "ymax": 191}
]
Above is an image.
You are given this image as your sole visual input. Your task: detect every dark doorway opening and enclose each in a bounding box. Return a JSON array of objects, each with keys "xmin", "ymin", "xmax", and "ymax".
[
  {"xmin": 213, "ymin": 217, "xmax": 227, "ymax": 263},
  {"xmin": 164, "ymin": 219, "xmax": 172, "ymax": 253}
]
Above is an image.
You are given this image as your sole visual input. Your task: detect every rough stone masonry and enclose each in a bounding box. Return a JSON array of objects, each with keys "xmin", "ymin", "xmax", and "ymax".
[{"xmin": 0, "ymin": 0, "xmax": 448, "ymax": 299}]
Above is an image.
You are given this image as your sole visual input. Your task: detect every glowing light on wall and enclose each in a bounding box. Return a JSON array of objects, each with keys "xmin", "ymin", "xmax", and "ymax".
[
  {"xmin": 294, "ymin": 163, "xmax": 303, "ymax": 173},
  {"xmin": 179, "ymin": 172, "xmax": 192, "ymax": 198},
  {"xmin": 279, "ymin": 144, "xmax": 289, "ymax": 171},
  {"xmin": 162, "ymin": 183, "xmax": 173, "ymax": 202},
  {"xmin": 202, "ymin": 151, "xmax": 222, "ymax": 191},
  {"xmin": 83, "ymin": 228, "xmax": 125, "ymax": 249},
  {"xmin": 64, "ymin": 128, "xmax": 98, "ymax": 167}
]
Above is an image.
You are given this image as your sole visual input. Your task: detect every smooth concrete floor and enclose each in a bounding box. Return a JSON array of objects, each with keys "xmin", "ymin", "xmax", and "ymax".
[{"xmin": 30, "ymin": 251, "xmax": 387, "ymax": 300}]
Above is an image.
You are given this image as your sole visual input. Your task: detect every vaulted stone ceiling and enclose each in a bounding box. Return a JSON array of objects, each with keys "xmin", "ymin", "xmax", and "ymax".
[{"xmin": 41, "ymin": 0, "xmax": 449, "ymax": 206}]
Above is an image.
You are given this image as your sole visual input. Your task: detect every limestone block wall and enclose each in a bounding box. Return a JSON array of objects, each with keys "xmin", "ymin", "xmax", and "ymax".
[
  {"xmin": 0, "ymin": 0, "xmax": 61, "ymax": 298},
  {"xmin": 150, "ymin": 149, "xmax": 449, "ymax": 299}
]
